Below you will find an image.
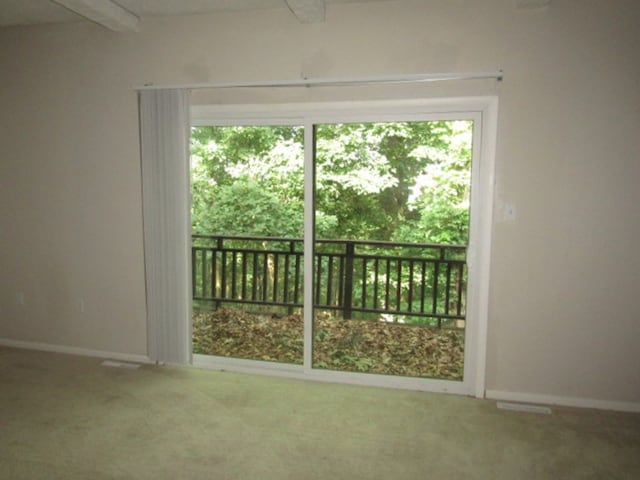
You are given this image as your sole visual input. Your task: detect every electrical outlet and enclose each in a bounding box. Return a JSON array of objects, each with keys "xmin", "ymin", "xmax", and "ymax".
[{"xmin": 16, "ymin": 292, "xmax": 25, "ymax": 306}]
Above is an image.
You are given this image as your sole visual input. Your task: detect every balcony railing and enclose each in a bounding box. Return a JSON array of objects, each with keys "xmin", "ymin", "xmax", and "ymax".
[{"xmin": 192, "ymin": 234, "xmax": 467, "ymax": 328}]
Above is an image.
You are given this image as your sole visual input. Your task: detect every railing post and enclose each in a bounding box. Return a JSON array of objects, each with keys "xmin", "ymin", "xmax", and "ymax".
[
  {"xmin": 287, "ymin": 240, "xmax": 295, "ymax": 315},
  {"xmin": 214, "ymin": 236, "xmax": 223, "ymax": 310},
  {"xmin": 191, "ymin": 247, "xmax": 197, "ymax": 300},
  {"xmin": 343, "ymin": 241, "xmax": 355, "ymax": 320}
]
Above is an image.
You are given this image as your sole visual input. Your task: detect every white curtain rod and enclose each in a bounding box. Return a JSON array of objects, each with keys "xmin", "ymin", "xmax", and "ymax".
[{"xmin": 135, "ymin": 71, "xmax": 503, "ymax": 91}]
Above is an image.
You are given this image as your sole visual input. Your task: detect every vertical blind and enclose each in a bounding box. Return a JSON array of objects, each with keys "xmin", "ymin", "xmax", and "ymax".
[{"xmin": 139, "ymin": 89, "xmax": 191, "ymax": 364}]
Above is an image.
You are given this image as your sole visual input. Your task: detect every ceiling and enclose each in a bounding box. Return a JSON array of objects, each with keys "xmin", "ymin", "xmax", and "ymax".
[{"xmin": 0, "ymin": 0, "xmax": 391, "ymax": 29}]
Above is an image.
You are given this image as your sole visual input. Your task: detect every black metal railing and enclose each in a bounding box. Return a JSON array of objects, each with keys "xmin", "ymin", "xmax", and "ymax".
[{"xmin": 192, "ymin": 234, "xmax": 467, "ymax": 327}]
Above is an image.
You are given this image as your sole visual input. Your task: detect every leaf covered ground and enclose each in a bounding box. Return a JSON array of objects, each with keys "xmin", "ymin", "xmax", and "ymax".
[{"xmin": 193, "ymin": 308, "xmax": 464, "ymax": 380}]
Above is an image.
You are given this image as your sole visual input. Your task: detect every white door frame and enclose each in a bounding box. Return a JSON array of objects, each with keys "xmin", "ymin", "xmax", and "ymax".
[{"xmin": 191, "ymin": 97, "xmax": 498, "ymax": 398}]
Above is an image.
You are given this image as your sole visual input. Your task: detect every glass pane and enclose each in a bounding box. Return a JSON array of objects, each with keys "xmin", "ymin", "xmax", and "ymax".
[
  {"xmin": 190, "ymin": 125, "xmax": 305, "ymax": 364},
  {"xmin": 312, "ymin": 120, "xmax": 472, "ymax": 380}
]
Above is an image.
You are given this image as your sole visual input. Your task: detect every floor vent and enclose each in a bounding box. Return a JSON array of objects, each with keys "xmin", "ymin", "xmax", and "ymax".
[
  {"xmin": 497, "ymin": 401, "xmax": 552, "ymax": 414},
  {"xmin": 101, "ymin": 360, "xmax": 141, "ymax": 370}
]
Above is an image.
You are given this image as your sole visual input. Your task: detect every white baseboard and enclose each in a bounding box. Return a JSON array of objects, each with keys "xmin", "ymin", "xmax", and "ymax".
[
  {"xmin": 486, "ymin": 389, "xmax": 640, "ymax": 413},
  {"xmin": 3, "ymin": 338, "xmax": 638, "ymax": 413},
  {"xmin": 0, "ymin": 338, "xmax": 152, "ymax": 365}
]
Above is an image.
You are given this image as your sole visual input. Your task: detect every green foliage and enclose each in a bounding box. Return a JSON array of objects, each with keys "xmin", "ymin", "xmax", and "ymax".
[
  {"xmin": 191, "ymin": 125, "xmax": 304, "ymax": 236},
  {"xmin": 313, "ymin": 121, "xmax": 472, "ymax": 242},
  {"xmin": 204, "ymin": 178, "xmax": 302, "ymax": 237},
  {"xmin": 190, "ymin": 120, "xmax": 472, "ymax": 327},
  {"xmin": 391, "ymin": 121, "xmax": 472, "ymax": 245},
  {"xmin": 190, "ymin": 120, "xmax": 473, "ymax": 244}
]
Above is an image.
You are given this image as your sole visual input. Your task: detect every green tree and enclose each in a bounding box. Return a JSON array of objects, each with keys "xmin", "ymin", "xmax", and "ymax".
[
  {"xmin": 392, "ymin": 121, "xmax": 472, "ymax": 245},
  {"xmin": 191, "ymin": 125, "xmax": 304, "ymax": 236},
  {"xmin": 314, "ymin": 121, "xmax": 468, "ymax": 242},
  {"xmin": 190, "ymin": 120, "xmax": 473, "ymax": 245}
]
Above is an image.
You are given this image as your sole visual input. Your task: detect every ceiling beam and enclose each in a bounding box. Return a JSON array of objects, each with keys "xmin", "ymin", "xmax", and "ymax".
[
  {"xmin": 50, "ymin": 0, "xmax": 139, "ymax": 31},
  {"xmin": 285, "ymin": 0, "xmax": 326, "ymax": 23}
]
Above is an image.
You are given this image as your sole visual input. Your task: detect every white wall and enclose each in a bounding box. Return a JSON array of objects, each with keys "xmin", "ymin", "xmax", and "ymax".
[{"xmin": 1, "ymin": 0, "xmax": 638, "ymax": 406}]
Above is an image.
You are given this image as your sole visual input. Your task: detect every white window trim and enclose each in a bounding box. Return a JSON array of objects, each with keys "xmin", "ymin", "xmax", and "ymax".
[{"xmin": 191, "ymin": 97, "xmax": 498, "ymax": 398}]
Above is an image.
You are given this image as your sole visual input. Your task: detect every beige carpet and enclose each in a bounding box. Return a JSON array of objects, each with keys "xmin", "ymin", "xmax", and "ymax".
[{"xmin": 1, "ymin": 346, "xmax": 638, "ymax": 479}]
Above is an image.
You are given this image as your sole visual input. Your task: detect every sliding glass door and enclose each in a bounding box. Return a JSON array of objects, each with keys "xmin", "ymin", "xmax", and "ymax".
[
  {"xmin": 311, "ymin": 121, "xmax": 472, "ymax": 380},
  {"xmin": 190, "ymin": 98, "xmax": 496, "ymax": 395},
  {"xmin": 190, "ymin": 125, "xmax": 305, "ymax": 365}
]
